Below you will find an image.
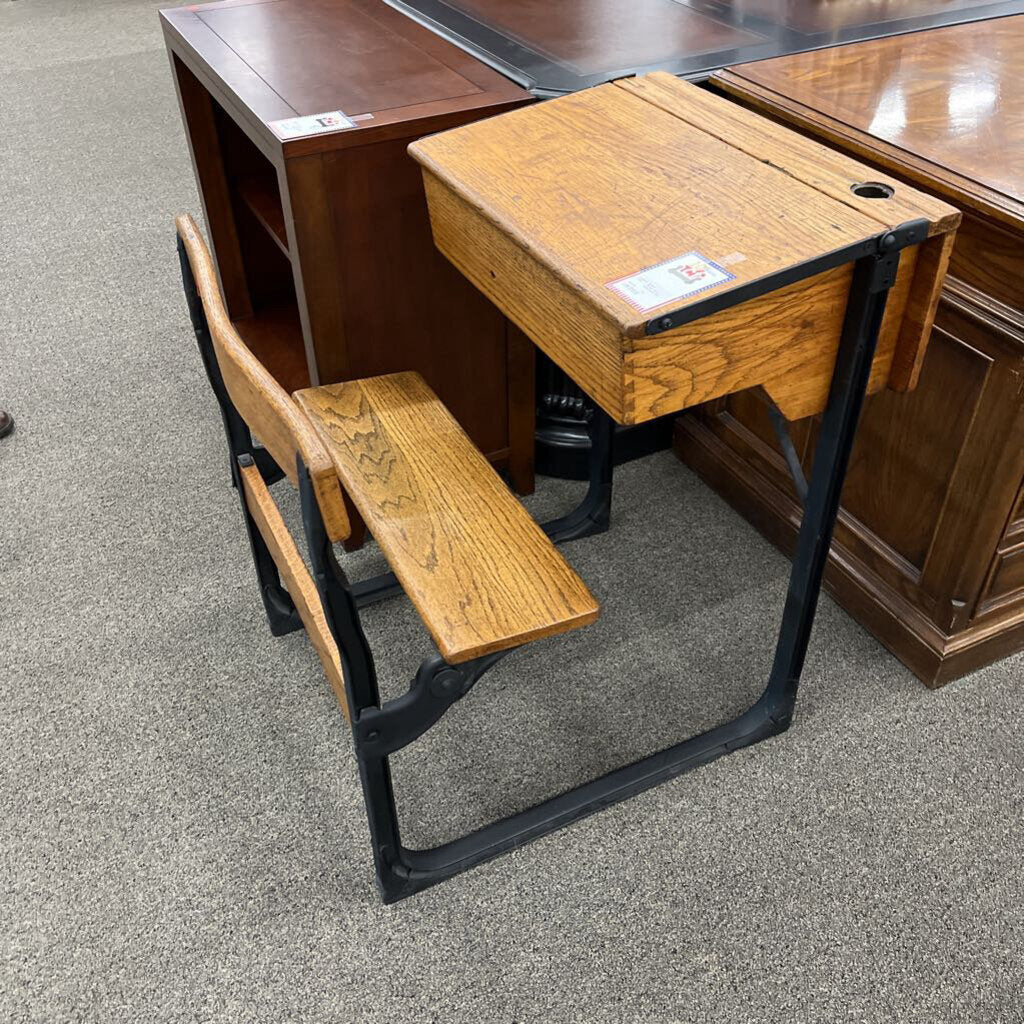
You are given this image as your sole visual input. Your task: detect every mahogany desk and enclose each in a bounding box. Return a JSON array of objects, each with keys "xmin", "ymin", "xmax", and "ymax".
[
  {"xmin": 673, "ymin": 17, "xmax": 1024, "ymax": 685},
  {"xmin": 408, "ymin": 73, "xmax": 957, "ymax": 819}
]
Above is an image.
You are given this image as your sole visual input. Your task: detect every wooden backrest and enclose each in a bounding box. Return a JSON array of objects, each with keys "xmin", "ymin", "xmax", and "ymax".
[{"xmin": 176, "ymin": 215, "xmax": 351, "ymax": 543}]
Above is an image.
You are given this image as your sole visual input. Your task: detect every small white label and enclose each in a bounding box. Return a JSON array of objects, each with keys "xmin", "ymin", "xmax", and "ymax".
[
  {"xmin": 608, "ymin": 251, "xmax": 735, "ymax": 312},
  {"xmin": 270, "ymin": 110, "xmax": 356, "ymax": 140},
  {"xmin": 719, "ymin": 251, "xmax": 747, "ymax": 267}
]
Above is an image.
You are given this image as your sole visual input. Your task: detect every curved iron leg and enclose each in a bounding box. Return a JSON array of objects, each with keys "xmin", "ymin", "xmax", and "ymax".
[
  {"xmin": 353, "ymin": 651, "xmax": 511, "ymax": 903},
  {"xmin": 541, "ymin": 405, "xmax": 615, "ymax": 543},
  {"xmin": 297, "ymin": 249, "xmax": 897, "ymax": 904},
  {"xmin": 347, "ymin": 250, "xmax": 896, "ymax": 904}
]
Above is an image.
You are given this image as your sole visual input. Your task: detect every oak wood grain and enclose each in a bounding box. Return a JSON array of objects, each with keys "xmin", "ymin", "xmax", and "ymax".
[
  {"xmin": 420, "ymin": 169, "xmax": 628, "ymax": 421},
  {"xmin": 294, "ymin": 372, "xmax": 600, "ymax": 664},
  {"xmin": 627, "ymin": 252, "xmax": 916, "ymax": 422},
  {"xmin": 615, "ymin": 73, "xmax": 958, "ymax": 236},
  {"xmin": 176, "ymin": 214, "xmax": 351, "ymax": 544},
  {"xmin": 240, "ymin": 462, "xmax": 350, "ymax": 721},
  {"xmin": 411, "ymin": 73, "xmax": 958, "ymax": 423}
]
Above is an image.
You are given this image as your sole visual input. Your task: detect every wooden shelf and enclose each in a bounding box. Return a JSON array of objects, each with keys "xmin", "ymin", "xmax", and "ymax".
[
  {"xmin": 233, "ymin": 302, "xmax": 310, "ymax": 394},
  {"xmin": 237, "ymin": 175, "xmax": 289, "ymax": 256}
]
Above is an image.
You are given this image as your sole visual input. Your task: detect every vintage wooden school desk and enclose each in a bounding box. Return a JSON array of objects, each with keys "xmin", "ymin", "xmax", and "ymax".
[{"xmin": 394, "ymin": 72, "xmax": 960, "ymax": 881}]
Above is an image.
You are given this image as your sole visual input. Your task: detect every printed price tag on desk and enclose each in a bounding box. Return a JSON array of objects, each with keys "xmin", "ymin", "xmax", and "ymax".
[
  {"xmin": 270, "ymin": 111, "xmax": 356, "ymax": 140},
  {"xmin": 608, "ymin": 252, "xmax": 735, "ymax": 312}
]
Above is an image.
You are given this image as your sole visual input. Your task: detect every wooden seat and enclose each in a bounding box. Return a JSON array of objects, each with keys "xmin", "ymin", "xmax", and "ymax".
[
  {"xmin": 176, "ymin": 213, "xmax": 596, "ymax": 672},
  {"xmin": 295, "ymin": 373, "xmax": 599, "ymax": 664}
]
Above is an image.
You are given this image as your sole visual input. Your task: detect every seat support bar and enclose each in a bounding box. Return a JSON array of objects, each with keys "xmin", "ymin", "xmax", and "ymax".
[
  {"xmin": 177, "ymin": 236, "xmax": 303, "ymax": 636},
  {"xmin": 767, "ymin": 398, "xmax": 809, "ymax": 507}
]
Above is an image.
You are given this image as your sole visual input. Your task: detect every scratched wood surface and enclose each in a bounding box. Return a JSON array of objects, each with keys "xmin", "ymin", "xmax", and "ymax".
[
  {"xmin": 295, "ymin": 372, "xmax": 600, "ymax": 664},
  {"xmin": 410, "ymin": 73, "xmax": 960, "ymax": 422}
]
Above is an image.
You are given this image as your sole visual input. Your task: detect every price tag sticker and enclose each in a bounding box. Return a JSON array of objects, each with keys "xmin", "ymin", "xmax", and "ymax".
[
  {"xmin": 270, "ymin": 111, "xmax": 356, "ymax": 140},
  {"xmin": 608, "ymin": 251, "xmax": 735, "ymax": 312}
]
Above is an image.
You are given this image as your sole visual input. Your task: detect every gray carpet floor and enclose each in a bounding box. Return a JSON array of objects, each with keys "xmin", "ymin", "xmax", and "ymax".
[{"xmin": 1, "ymin": 2, "xmax": 1022, "ymax": 1021}]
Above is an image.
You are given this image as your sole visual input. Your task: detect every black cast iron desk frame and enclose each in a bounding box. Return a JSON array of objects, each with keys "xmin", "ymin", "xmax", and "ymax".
[{"xmin": 179, "ymin": 220, "xmax": 923, "ymax": 903}]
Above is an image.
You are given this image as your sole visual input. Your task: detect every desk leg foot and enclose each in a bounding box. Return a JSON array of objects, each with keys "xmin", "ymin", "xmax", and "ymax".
[{"xmin": 541, "ymin": 405, "xmax": 615, "ymax": 543}]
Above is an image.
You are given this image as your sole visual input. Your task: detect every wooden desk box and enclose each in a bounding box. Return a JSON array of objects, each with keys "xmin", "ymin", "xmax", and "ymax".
[
  {"xmin": 160, "ymin": 0, "xmax": 535, "ymax": 499},
  {"xmin": 410, "ymin": 74, "xmax": 957, "ymax": 426},
  {"xmin": 674, "ymin": 18, "xmax": 1024, "ymax": 685}
]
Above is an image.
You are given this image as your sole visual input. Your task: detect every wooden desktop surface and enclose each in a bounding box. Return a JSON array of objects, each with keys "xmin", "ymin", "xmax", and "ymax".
[
  {"xmin": 411, "ymin": 73, "xmax": 958, "ymax": 424},
  {"xmin": 715, "ymin": 16, "xmax": 1024, "ymax": 227},
  {"xmin": 162, "ymin": 0, "xmax": 529, "ymax": 158}
]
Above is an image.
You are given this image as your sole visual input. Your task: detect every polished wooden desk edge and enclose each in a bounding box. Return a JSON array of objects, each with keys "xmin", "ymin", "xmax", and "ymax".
[
  {"xmin": 159, "ymin": 1, "xmax": 531, "ymax": 163},
  {"xmin": 714, "ymin": 68, "xmax": 1024, "ymax": 231}
]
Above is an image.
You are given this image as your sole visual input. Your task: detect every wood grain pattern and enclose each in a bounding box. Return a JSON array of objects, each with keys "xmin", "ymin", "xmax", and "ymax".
[
  {"xmin": 619, "ymin": 71, "xmax": 956, "ymax": 397},
  {"xmin": 240, "ymin": 462, "xmax": 350, "ymax": 722},
  {"xmin": 627, "ymin": 252, "xmax": 917, "ymax": 422},
  {"xmin": 176, "ymin": 214, "xmax": 351, "ymax": 544},
  {"xmin": 294, "ymin": 372, "xmax": 600, "ymax": 664},
  {"xmin": 411, "ymin": 73, "xmax": 957, "ymax": 423},
  {"xmin": 713, "ymin": 17, "xmax": 1024, "ymax": 228},
  {"xmin": 615, "ymin": 73, "xmax": 958, "ymax": 236},
  {"xmin": 420, "ymin": 169, "xmax": 628, "ymax": 421}
]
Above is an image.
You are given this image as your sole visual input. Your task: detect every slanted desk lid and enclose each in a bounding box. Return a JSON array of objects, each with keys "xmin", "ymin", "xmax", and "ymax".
[{"xmin": 410, "ymin": 73, "xmax": 958, "ymax": 338}]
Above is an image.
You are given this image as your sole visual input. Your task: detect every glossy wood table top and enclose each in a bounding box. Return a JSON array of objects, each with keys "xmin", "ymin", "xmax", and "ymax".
[
  {"xmin": 714, "ymin": 15, "xmax": 1024, "ymax": 226},
  {"xmin": 411, "ymin": 73, "xmax": 958, "ymax": 424},
  {"xmin": 160, "ymin": 0, "xmax": 529, "ymax": 158},
  {"xmin": 386, "ymin": 0, "xmax": 1024, "ymax": 93}
]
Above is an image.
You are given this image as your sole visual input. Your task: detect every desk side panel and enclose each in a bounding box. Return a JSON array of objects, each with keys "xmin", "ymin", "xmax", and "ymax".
[
  {"xmin": 422, "ymin": 171, "xmax": 628, "ymax": 422},
  {"xmin": 627, "ymin": 249, "xmax": 916, "ymax": 422}
]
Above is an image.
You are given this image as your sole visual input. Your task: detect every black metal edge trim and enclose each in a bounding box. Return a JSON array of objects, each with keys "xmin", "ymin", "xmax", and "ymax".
[
  {"xmin": 383, "ymin": 690, "xmax": 786, "ymax": 901},
  {"xmin": 644, "ymin": 219, "xmax": 928, "ymax": 336}
]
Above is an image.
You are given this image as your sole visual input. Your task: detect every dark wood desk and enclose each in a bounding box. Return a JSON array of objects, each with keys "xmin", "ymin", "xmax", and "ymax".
[
  {"xmin": 674, "ymin": 17, "xmax": 1024, "ymax": 685},
  {"xmin": 161, "ymin": 0, "xmax": 536, "ymax": 508},
  {"xmin": 387, "ymin": 0, "xmax": 1024, "ymax": 91}
]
